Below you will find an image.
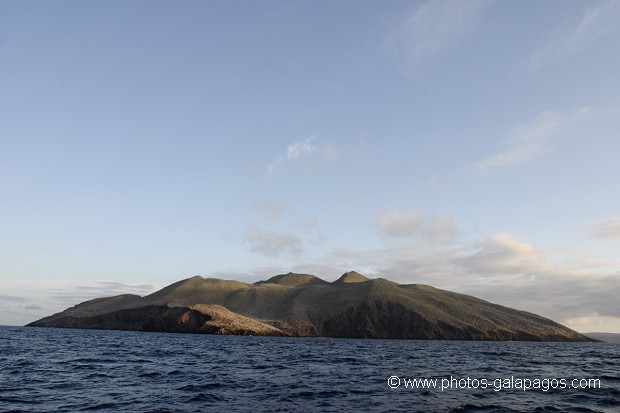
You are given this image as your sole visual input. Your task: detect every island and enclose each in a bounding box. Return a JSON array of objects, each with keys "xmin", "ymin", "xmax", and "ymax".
[{"xmin": 28, "ymin": 271, "xmax": 595, "ymax": 341}]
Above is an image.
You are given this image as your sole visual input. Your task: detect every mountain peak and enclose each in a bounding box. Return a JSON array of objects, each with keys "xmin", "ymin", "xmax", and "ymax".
[
  {"xmin": 256, "ymin": 272, "xmax": 327, "ymax": 287},
  {"xmin": 334, "ymin": 271, "xmax": 369, "ymax": 284}
]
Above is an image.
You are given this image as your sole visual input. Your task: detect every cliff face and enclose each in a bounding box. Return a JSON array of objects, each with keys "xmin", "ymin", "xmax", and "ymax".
[{"xmin": 28, "ymin": 272, "xmax": 594, "ymax": 342}]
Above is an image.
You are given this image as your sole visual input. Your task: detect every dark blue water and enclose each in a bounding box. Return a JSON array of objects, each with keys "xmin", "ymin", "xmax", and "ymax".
[{"xmin": 0, "ymin": 326, "xmax": 618, "ymax": 412}]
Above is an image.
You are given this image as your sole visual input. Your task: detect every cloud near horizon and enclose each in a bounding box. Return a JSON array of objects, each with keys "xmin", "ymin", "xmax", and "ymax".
[
  {"xmin": 470, "ymin": 107, "xmax": 591, "ymax": 172},
  {"xmin": 49, "ymin": 281, "xmax": 157, "ymax": 307},
  {"xmin": 0, "ymin": 279, "xmax": 160, "ymax": 326}
]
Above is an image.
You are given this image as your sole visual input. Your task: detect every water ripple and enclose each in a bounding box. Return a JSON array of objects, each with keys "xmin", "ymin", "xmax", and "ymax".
[{"xmin": 0, "ymin": 326, "xmax": 618, "ymax": 412}]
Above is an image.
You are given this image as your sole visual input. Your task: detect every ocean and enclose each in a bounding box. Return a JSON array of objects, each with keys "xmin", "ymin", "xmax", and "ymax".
[{"xmin": 0, "ymin": 326, "xmax": 618, "ymax": 412}]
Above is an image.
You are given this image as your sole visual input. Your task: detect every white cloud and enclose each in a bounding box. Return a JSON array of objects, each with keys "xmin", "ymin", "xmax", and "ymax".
[
  {"xmin": 389, "ymin": 0, "xmax": 490, "ymax": 72},
  {"xmin": 377, "ymin": 209, "xmax": 456, "ymax": 242},
  {"xmin": 244, "ymin": 226, "xmax": 302, "ymax": 257},
  {"xmin": 586, "ymin": 218, "xmax": 620, "ymax": 240},
  {"xmin": 470, "ymin": 107, "xmax": 590, "ymax": 172},
  {"xmin": 267, "ymin": 137, "xmax": 337, "ymax": 175},
  {"xmin": 286, "ymin": 137, "xmax": 314, "ymax": 160},
  {"xmin": 530, "ymin": 0, "xmax": 620, "ymax": 69},
  {"xmin": 456, "ymin": 233, "xmax": 549, "ymax": 276}
]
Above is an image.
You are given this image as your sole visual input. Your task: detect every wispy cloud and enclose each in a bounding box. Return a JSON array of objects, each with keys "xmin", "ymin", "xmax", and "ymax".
[
  {"xmin": 73, "ymin": 281, "xmax": 154, "ymax": 293},
  {"xmin": 530, "ymin": 0, "xmax": 620, "ymax": 69},
  {"xmin": 268, "ymin": 137, "xmax": 314, "ymax": 176},
  {"xmin": 377, "ymin": 209, "xmax": 456, "ymax": 243},
  {"xmin": 571, "ymin": 2, "xmax": 617, "ymax": 49},
  {"xmin": 244, "ymin": 226, "xmax": 302, "ymax": 257},
  {"xmin": 470, "ymin": 107, "xmax": 591, "ymax": 173},
  {"xmin": 0, "ymin": 294, "xmax": 30, "ymax": 303},
  {"xmin": 267, "ymin": 137, "xmax": 337, "ymax": 176},
  {"xmin": 50, "ymin": 281, "xmax": 156, "ymax": 306},
  {"xmin": 389, "ymin": 0, "xmax": 490, "ymax": 72},
  {"xmin": 586, "ymin": 218, "xmax": 620, "ymax": 240}
]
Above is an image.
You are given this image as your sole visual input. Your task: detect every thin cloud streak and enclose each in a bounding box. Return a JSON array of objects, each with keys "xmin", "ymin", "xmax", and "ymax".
[
  {"xmin": 0, "ymin": 279, "xmax": 161, "ymax": 326},
  {"xmin": 389, "ymin": 0, "xmax": 490, "ymax": 72},
  {"xmin": 49, "ymin": 281, "xmax": 157, "ymax": 306},
  {"xmin": 530, "ymin": 0, "xmax": 620, "ymax": 69},
  {"xmin": 586, "ymin": 218, "xmax": 620, "ymax": 240},
  {"xmin": 470, "ymin": 107, "xmax": 590, "ymax": 173},
  {"xmin": 0, "ymin": 294, "xmax": 30, "ymax": 303}
]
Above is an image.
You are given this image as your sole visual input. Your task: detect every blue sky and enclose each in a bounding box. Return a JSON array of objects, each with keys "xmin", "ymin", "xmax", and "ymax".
[{"xmin": 1, "ymin": 0, "xmax": 619, "ymax": 332}]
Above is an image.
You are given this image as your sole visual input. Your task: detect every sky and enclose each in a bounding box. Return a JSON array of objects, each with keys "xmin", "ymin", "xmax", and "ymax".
[{"xmin": 1, "ymin": 0, "xmax": 619, "ymax": 333}]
